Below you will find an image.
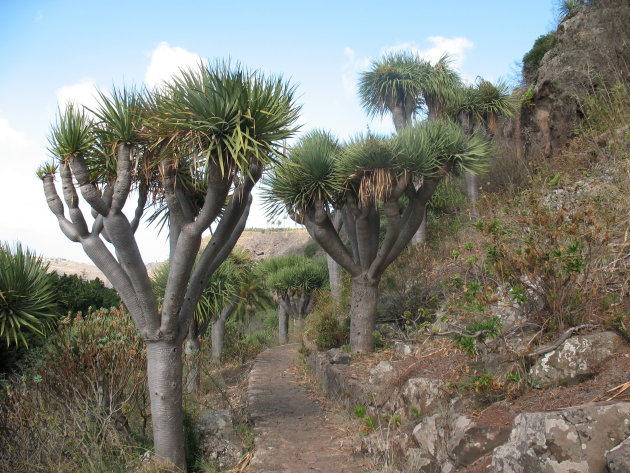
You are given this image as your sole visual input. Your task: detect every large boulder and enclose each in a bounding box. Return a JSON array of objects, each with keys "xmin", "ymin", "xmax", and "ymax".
[
  {"xmin": 490, "ymin": 402, "xmax": 630, "ymax": 473},
  {"xmin": 447, "ymin": 415, "xmax": 511, "ymax": 468},
  {"xmin": 386, "ymin": 377, "xmax": 445, "ymax": 418},
  {"xmin": 606, "ymin": 437, "xmax": 630, "ymax": 473},
  {"xmin": 529, "ymin": 331, "xmax": 621, "ymax": 388},
  {"xmin": 411, "ymin": 413, "xmax": 452, "ymax": 473}
]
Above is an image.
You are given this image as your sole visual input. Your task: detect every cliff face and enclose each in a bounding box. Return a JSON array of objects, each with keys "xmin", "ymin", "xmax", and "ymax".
[{"xmin": 515, "ymin": 0, "xmax": 630, "ymax": 159}]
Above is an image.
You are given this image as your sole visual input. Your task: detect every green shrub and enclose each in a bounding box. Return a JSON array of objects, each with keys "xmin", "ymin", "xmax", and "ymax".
[
  {"xmin": 49, "ymin": 272, "xmax": 120, "ymax": 315},
  {"xmin": 522, "ymin": 33, "xmax": 556, "ymax": 82},
  {"xmin": 0, "ymin": 306, "xmax": 148, "ymax": 472},
  {"xmin": 314, "ymin": 313, "xmax": 350, "ymax": 350},
  {"xmin": 451, "ymin": 317, "xmax": 503, "ymax": 356},
  {"xmin": 354, "ymin": 405, "xmax": 366, "ymax": 418}
]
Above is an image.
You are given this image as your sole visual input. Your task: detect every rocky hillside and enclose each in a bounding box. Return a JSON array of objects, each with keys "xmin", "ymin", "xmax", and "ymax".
[
  {"xmin": 502, "ymin": 0, "xmax": 630, "ymax": 160},
  {"xmin": 302, "ymin": 2, "xmax": 629, "ymax": 472}
]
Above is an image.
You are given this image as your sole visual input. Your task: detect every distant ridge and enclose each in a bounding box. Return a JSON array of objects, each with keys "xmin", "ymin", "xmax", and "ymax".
[{"xmin": 43, "ymin": 228, "xmax": 314, "ymax": 286}]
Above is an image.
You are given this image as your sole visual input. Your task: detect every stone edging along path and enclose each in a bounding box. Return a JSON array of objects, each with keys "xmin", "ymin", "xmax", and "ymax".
[{"xmin": 245, "ymin": 344, "xmax": 369, "ymax": 473}]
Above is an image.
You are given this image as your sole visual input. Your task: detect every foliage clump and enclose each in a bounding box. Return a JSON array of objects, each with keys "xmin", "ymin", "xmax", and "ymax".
[
  {"xmin": 0, "ymin": 307, "xmax": 148, "ymax": 473},
  {"xmin": 49, "ymin": 272, "xmax": 120, "ymax": 315},
  {"xmin": 522, "ymin": 33, "xmax": 556, "ymax": 83},
  {"xmin": 0, "ymin": 243, "xmax": 58, "ymax": 347}
]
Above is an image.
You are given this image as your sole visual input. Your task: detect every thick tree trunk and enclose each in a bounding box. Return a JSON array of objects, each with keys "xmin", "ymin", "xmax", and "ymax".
[
  {"xmin": 146, "ymin": 341, "xmax": 186, "ymax": 471},
  {"xmin": 293, "ymin": 316, "xmax": 304, "ymax": 341},
  {"xmin": 184, "ymin": 332, "xmax": 201, "ymax": 395},
  {"xmin": 411, "ymin": 217, "xmax": 427, "ymax": 245},
  {"xmin": 211, "ymin": 317, "xmax": 226, "ymax": 362},
  {"xmin": 465, "ymin": 172, "xmax": 479, "ymax": 218},
  {"xmin": 392, "ymin": 106, "xmax": 407, "ymax": 133},
  {"xmin": 349, "ymin": 276, "xmax": 379, "ymax": 353},
  {"xmin": 278, "ymin": 304, "xmax": 289, "ymax": 344},
  {"xmin": 327, "ymin": 254, "xmax": 342, "ymax": 302}
]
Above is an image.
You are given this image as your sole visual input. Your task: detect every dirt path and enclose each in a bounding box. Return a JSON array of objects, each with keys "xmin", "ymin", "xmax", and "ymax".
[{"xmin": 246, "ymin": 344, "xmax": 369, "ymax": 473}]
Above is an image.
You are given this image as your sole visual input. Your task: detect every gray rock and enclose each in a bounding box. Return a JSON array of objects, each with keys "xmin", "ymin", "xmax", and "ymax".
[
  {"xmin": 326, "ymin": 347, "xmax": 351, "ymax": 364},
  {"xmin": 394, "ymin": 342, "xmax": 414, "ymax": 357},
  {"xmin": 447, "ymin": 415, "xmax": 511, "ymax": 467},
  {"xmin": 490, "ymin": 402, "xmax": 630, "ymax": 473},
  {"xmin": 530, "ymin": 331, "xmax": 621, "ymax": 388},
  {"xmin": 196, "ymin": 409, "xmax": 232, "ymax": 435},
  {"xmin": 387, "ymin": 377, "xmax": 444, "ymax": 418},
  {"xmin": 196, "ymin": 409, "xmax": 244, "ymax": 469},
  {"xmin": 369, "ymin": 360, "xmax": 396, "ymax": 385},
  {"xmin": 361, "ymin": 423, "xmax": 416, "ymax": 459},
  {"xmin": 607, "ymin": 437, "xmax": 630, "ymax": 473}
]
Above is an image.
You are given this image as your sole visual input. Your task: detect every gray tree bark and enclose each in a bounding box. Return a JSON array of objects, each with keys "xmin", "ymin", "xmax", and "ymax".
[
  {"xmin": 465, "ymin": 172, "xmax": 479, "ymax": 218},
  {"xmin": 349, "ymin": 276, "xmax": 379, "ymax": 352},
  {"xmin": 278, "ymin": 304, "xmax": 289, "ymax": 344},
  {"xmin": 211, "ymin": 317, "xmax": 226, "ymax": 362},
  {"xmin": 146, "ymin": 341, "xmax": 186, "ymax": 470},
  {"xmin": 184, "ymin": 325, "xmax": 201, "ymax": 395}
]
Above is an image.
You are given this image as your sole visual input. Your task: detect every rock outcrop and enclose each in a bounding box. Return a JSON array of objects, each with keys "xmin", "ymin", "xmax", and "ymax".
[
  {"xmin": 529, "ymin": 331, "xmax": 621, "ymax": 388},
  {"xmin": 490, "ymin": 402, "xmax": 630, "ymax": 473},
  {"xmin": 515, "ymin": 0, "xmax": 630, "ymax": 159}
]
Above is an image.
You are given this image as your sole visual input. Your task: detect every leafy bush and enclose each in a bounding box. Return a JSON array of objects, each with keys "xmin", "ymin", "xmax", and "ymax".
[
  {"xmin": 480, "ymin": 195, "xmax": 609, "ymax": 330},
  {"xmin": 0, "ymin": 242, "xmax": 58, "ymax": 347},
  {"xmin": 0, "ymin": 307, "xmax": 148, "ymax": 472},
  {"xmin": 49, "ymin": 272, "xmax": 120, "ymax": 315},
  {"xmin": 522, "ymin": 33, "xmax": 556, "ymax": 82},
  {"xmin": 314, "ymin": 312, "xmax": 350, "ymax": 350}
]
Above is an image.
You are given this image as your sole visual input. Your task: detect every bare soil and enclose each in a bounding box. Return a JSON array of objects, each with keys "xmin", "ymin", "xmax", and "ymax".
[{"xmin": 245, "ymin": 344, "xmax": 371, "ymax": 473}]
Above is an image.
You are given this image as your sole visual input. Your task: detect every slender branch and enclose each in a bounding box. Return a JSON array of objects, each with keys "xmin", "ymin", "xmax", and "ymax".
[
  {"xmin": 341, "ymin": 200, "xmax": 360, "ymax": 261},
  {"xmin": 42, "ymin": 175, "xmax": 80, "ymax": 242},
  {"xmin": 130, "ymin": 179, "xmax": 148, "ymax": 233},
  {"xmin": 161, "ymin": 162, "xmax": 189, "ymax": 229},
  {"xmin": 59, "ymin": 162, "xmax": 89, "ymax": 237},
  {"xmin": 175, "ymin": 179, "xmax": 194, "ymax": 222},
  {"xmin": 190, "ymin": 161, "xmax": 234, "ymax": 234},
  {"xmin": 368, "ymin": 200, "xmax": 401, "ymax": 279},
  {"xmin": 80, "ymin": 234, "xmax": 148, "ymax": 335},
  {"xmin": 380, "ymin": 178, "xmax": 440, "ymax": 271},
  {"xmin": 102, "ymin": 213, "xmax": 159, "ymax": 337},
  {"xmin": 175, "ymin": 187, "xmax": 254, "ymax": 342}
]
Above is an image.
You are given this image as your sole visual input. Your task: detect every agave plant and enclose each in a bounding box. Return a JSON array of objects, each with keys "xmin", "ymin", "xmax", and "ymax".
[{"xmin": 0, "ymin": 243, "xmax": 58, "ymax": 346}]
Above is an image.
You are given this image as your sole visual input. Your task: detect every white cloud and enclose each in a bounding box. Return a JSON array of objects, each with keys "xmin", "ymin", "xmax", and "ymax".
[
  {"xmin": 56, "ymin": 79, "xmax": 100, "ymax": 111},
  {"xmin": 341, "ymin": 47, "xmax": 371, "ymax": 98},
  {"xmin": 145, "ymin": 42, "xmax": 202, "ymax": 89},
  {"xmin": 382, "ymin": 36, "xmax": 474, "ymax": 70}
]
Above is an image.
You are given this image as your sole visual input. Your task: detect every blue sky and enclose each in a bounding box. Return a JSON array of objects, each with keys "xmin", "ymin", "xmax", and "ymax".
[{"xmin": 0, "ymin": 0, "xmax": 557, "ymax": 263}]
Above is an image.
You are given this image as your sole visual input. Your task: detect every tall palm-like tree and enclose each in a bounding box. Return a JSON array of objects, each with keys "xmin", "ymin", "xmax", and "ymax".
[
  {"xmin": 39, "ymin": 62, "xmax": 299, "ymax": 470},
  {"xmin": 359, "ymin": 52, "xmax": 463, "ymax": 244},
  {"xmin": 358, "ymin": 51, "xmax": 431, "ymax": 133},
  {"xmin": 257, "ymin": 255, "xmax": 328, "ymax": 343},
  {"xmin": 264, "ymin": 121, "xmax": 487, "ymax": 352},
  {"xmin": 456, "ymin": 78, "xmax": 514, "ymax": 211}
]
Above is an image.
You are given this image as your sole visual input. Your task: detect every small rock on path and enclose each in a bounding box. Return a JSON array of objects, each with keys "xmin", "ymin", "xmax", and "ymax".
[{"xmin": 246, "ymin": 344, "xmax": 368, "ymax": 473}]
